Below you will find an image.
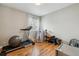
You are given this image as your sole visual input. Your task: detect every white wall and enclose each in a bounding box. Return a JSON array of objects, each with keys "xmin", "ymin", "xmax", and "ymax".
[
  {"xmin": 42, "ymin": 4, "xmax": 79, "ymax": 42},
  {"xmin": 0, "ymin": 5, "xmax": 28, "ymax": 47}
]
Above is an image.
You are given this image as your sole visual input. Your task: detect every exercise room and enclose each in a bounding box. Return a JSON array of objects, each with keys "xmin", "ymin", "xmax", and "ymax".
[{"xmin": 0, "ymin": 3, "xmax": 79, "ymax": 56}]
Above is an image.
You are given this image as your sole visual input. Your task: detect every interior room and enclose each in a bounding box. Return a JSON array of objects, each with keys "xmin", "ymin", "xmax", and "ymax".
[{"xmin": 0, "ymin": 3, "xmax": 79, "ymax": 56}]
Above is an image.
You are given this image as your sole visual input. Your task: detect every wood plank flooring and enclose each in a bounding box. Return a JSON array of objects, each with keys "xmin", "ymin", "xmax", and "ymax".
[{"xmin": 7, "ymin": 42, "xmax": 59, "ymax": 56}]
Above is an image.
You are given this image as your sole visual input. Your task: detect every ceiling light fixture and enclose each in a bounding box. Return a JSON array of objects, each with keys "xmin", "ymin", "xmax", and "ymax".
[{"xmin": 35, "ymin": 3, "xmax": 41, "ymax": 5}]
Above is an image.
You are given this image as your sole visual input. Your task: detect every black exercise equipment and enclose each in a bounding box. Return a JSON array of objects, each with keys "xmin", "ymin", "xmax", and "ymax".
[
  {"xmin": 0, "ymin": 26, "xmax": 34, "ymax": 56},
  {"xmin": 48, "ymin": 36, "xmax": 61, "ymax": 45}
]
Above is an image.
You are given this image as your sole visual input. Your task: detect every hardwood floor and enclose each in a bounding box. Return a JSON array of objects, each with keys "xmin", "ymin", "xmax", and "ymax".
[{"xmin": 7, "ymin": 42, "xmax": 59, "ymax": 56}]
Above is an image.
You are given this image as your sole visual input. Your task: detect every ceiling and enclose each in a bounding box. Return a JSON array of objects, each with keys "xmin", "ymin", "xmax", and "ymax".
[{"xmin": 1, "ymin": 3, "xmax": 73, "ymax": 16}]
